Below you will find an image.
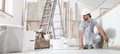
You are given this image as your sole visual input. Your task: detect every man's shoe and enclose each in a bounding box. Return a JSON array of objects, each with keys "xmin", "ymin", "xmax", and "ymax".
[
  {"xmin": 89, "ymin": 45, "xmax": 94, "ymax": 49},
  {"xmin": 83, "ymin": 45, "xmax": 88, "ymax": 49}
]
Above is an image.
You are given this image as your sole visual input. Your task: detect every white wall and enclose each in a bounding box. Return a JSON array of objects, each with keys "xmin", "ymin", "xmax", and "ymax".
[
  {"xmin": 88, "ymin": 0, "xmax": 120, "ymax": 34},
  {"xmin": 13, "ymin": 0, "xmax": 24, "ymax": 25},
  {"xmin": 101, "ymin": 4, "xmax": 120, "ymax": 48}
]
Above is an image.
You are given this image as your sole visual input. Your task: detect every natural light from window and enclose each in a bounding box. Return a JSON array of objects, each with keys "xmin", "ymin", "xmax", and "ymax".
[
  {"xmin": 0, "ymin": 0, "xmax": 2, "ymax": 10},
  {"xmin": 5, "ymin": 0, "xmax": 13, "ymax": 15}
]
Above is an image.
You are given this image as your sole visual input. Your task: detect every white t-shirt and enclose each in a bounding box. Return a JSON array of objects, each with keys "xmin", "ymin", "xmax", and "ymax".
[
  {"xmin": 79, "ymin": 18, "xmax": 99, "ymax": 33},
  {"xmin": 80, "ymin": 19, "xmax": 101, "ymax": 45}
]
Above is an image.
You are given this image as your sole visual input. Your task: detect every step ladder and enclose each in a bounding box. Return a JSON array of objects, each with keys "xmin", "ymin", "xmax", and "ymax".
[
  {"xmin": 52, "ymin": 0, "xmax": 65, "ymax": 38},
  {"xmin": 39, "ymin": 0, "xmax": 57, "ymax": 34}
]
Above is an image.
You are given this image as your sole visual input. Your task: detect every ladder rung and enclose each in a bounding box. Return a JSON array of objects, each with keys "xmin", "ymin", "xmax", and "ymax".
[
  {"xmin": 40, "ymin": 23, "xmax": 48, "ymax": 26},
  {"xmin": 42, "ymin": 15, "xmax": 50, "ymax": 18},
  {"xmin": 54, "ymin": 28, "xmax": 63, "ymax": 30},
  {"xmin": 54, "ymin": 14, "xmax": 60, "ymax": 15},
  {"xmin": 53, "ymin": 21, "xmax": 63, "ymax": 22},
  {"xmin": 55, "ymin": 35, "xmax": 64, "ymax": 36},
  {"xmin": 45, "ymin": 8, "xmax": 51, "ymax": 10},
  {"xmin": 47, "ymin": 1, "xmax": 54, "ymax": 3}
]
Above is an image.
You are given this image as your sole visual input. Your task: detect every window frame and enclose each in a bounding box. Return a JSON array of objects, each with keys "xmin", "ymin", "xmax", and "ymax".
[
  {"xmin": 0, "ymin": 0, "xmax": 13, "ymax": 17},
  {"xmin": 0, "ymin": 0, "xmax": 5, "ymax": 11}
]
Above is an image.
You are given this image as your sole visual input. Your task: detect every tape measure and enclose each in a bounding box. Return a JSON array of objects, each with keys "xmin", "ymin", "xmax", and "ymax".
[
  {"xmin": 103, "ymin": 40, "xmax": 108, "ymax": 48},
  {"xmin": 104, "ymin": 40, "xmax": 108, "ymax": 44}
]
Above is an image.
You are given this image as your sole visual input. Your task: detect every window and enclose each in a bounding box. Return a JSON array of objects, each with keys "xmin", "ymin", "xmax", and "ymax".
[
  {"xmin": 5, "ymin": 0, "xmax": 13, "ymax": 15},
  {"xmin": 0, "ymin": 0, "xmax": 2, "ymax": 10},
  {"xmin": 0, "ymin": 0, "xmax": 13, "ymax": 15}
]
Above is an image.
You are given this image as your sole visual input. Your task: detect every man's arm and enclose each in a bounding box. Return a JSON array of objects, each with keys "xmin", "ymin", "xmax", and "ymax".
[
  {"xmin": 79, "ymin": 30, "xmax": 83, "ymax": 48},
  {"xmin": 97, "ymin": 25, "xmax": 108, "ymax": 41}
]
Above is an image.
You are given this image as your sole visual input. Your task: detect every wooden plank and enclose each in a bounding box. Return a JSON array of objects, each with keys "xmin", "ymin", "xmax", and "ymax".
[
  {"xmin": 25, "ymin": 19, "xmax": 41, "ymax": 31},
  {"xmin": 2, "ymin": 0, "xmax": 5, "ymax": 12},
  {"xmin": 25, "ymin": 19, "xmax": 41, "ymax": 22}
]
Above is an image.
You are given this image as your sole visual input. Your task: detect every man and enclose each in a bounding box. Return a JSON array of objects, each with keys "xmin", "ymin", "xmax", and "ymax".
[{"xmin": 79, "ymin": 8, "xmax": 108, "ymax": 49}]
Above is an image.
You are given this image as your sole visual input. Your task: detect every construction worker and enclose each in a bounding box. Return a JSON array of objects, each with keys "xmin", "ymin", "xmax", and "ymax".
[{"xmin": 79, "ymin": 8, "xmax": 108, "ymax": 49}]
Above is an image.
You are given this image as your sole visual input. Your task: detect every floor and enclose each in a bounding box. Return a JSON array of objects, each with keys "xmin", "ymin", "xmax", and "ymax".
[{"xmin": 1, "ymin": 49, "xmax": 120, "ymax": 54}]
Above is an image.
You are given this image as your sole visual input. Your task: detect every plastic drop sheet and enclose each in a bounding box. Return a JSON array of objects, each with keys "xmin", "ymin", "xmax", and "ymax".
[{"xmin": 0, "ymin": 26, "xmax": 23, "ymax": 53}]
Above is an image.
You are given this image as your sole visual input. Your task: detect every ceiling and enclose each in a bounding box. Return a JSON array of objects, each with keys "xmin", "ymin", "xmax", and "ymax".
[{"xmin": 76, "ymin": 0, "xmax": 105, "ymax": 10}]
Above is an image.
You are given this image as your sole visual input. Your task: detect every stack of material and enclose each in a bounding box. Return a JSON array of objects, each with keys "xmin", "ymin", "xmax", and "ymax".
[
  {"xmin": 35, "ymin": 29, "xmax": 50, "ymax": 49},
  {"xmin": 35, "ymin": 38, "xmax": 50, "ymax": 49}
]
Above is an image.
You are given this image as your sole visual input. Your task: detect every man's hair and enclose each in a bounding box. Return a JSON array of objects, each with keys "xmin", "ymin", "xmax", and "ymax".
[{"xmin": 87, "ymin": 13, "xmax": 91, "ymax": 18}]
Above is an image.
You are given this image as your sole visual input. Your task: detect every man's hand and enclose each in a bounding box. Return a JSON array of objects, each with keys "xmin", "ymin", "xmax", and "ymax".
[
  {"xmin": 103, "ymin": 36, "xmax": 108, "ymax": 41},
  {"xmin": 97, "ymin": 26, "xmax": 108, "ymax": 42}
]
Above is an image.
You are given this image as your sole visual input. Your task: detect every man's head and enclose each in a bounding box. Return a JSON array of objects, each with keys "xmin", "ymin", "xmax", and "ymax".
[
  {"xmin": 83, "ymin": 14, "xmax": 91, "ymax": 20},
  {"xmin": 81, "ymin": 8, "xmax": 91, "ymax": 21}
]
